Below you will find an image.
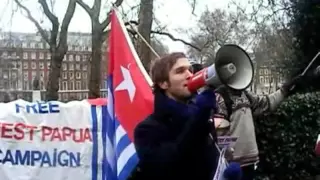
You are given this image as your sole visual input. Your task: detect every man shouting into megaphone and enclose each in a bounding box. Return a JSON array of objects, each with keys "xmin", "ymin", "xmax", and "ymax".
[{"xmin": 133, "ymin": 52, "xmax": 243, "ymax": 180}]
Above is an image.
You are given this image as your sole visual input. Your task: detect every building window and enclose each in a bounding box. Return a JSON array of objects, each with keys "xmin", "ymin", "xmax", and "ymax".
[
  {"xmin": 259, "ymin": 76, "xmax": 264, "ymax": 83},
  {"xmin": 22, "ymin": 42, "xmax": 27, "ymax": 48},
  {"xmin": 47, "ymin": 62, "xmax": 50, "ymax": 69},
  {"xmin": 31, "ymin": 62, "xmax": 37, "ymax": 69},
  {"xmin": 32, "ymin": 71, "xmax": 37, "ymax": 79},
  {"xmin": 259, "ymin": 69, "xmax": 263, "ymax": 75},
  {"xmin": 76, "ymin": 72, "xmax": 81, "ymax": 79},
  {"xmin": 69, "ymin": 72, "xmax": 74, "ymax": 79},
  {"xmin": 23, "ymin": 72, "xmax": 28, "ymax": 81},
  {"xmin": 47, "ymin": 53, "xmax": 51, "ymax": 59},
  {"xmin": 39, "ymin": 52, "xmax": 44, "ymax": 59},
  {"xmin": 69, "ymin": 81, "xmax": 74, "ymax": 90},
  {"xmin": 76, "ymin": 81, "xmax": 81, "ymax": 90},
  {"xmin": 62, "ymin": 72, "xmax": 67, "ymax": 79},
  {"xmin": 62, "ymin": 81, "xmax": 67, "ymax": 90},
  {"xmin": 82, "ymin": 55, "xmax": 87, "ymax": 61},
  {"xmin": 76, "ymin": 55, "xmax": 80, "ymax": 61},
  {"xmin": 39, "ymin": 43, "xmax": 43, "ymax": 49},
  {"xmin": 31, "ymin": 52, "xmax": 36, "ymax": 59},
  {"xmin": 69, "ymin": 54, "xmax": 74, "ymax": 61},
  {"xmin": 23, "ymin": 62, "xmax": 28, "ymax": 69},
  {"xmin": 265, "ymin": 77, "xmax": 270, "ymax": 84},
  {"xmin": 23, "ymin": 52, "xmax": 28, "ymax": 59},
  {"xmin": 76, "ymin": 64, "xmax": 80, "ymax": 70},
  {"xmin": 30, "ymin": 42, "xmax": 35, "ymax": 48},
  {"xmin": 82, "ymin": 64, "xmax": 87, "ymax": 71},
  {"xmin": 83, "ymin": 72, "xmax": 87, "ymax": 79},
  {"xmin": 12, "ymin": 72, "xmax": 17, "ymax": 79},
  {"xmin": 39, "ymin": 62, "xmax": 44, "ymax": 69},
  {"xmin": 62, "ymin": 63, "xmax": 67, "ymax": 70},
  {"xmin": 69, "ymin": 64, "xmax": 74, "ymax": 70}
]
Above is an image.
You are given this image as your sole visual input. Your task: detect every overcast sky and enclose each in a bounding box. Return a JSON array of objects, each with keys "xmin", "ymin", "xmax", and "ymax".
[{"xmin": 0, "ymin": 0, "xmax": 249, "ymax": 53}]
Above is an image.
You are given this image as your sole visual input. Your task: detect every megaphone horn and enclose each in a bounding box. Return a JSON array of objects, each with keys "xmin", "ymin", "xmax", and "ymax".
[{"xmin": 187, "ymin": 44, "xmax": 254, "ymax": 92}]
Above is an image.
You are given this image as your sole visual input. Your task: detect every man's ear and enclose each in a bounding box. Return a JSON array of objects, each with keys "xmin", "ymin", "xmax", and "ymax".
[{"xmin": 159, "ymin": 81, "xmax": 169, "ymax": 90}]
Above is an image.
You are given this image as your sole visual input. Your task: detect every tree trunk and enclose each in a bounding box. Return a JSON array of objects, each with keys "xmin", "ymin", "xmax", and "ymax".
[
  {"xmin": 46, "ymin": 51, "xmax": 63, "ymax": 101},
  {"xmin": 137, "ymin": 0, "xmax": 154, "ymax": 71},
  {"xmin": 88, "ymin": 21, "xmax": 103, "ymax": 98}
]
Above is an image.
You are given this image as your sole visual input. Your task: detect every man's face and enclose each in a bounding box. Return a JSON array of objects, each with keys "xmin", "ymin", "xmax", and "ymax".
[{"xmin": 159, "ymin": 58, "xmax": 193, "ymax": 101}]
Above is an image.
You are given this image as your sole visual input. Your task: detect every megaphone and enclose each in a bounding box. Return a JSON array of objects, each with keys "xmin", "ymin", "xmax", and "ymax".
[{"xmin": 187, "ymin": 44, "xmax": 254, "ymax": 93}]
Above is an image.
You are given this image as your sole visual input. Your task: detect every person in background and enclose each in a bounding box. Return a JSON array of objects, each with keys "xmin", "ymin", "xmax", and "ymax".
[
  {"xmin": 190, "ymin": 62, "xmax": 306, "ymax": 180},
  {"xmin": 133, "ymin": 53, "xmax": 242, "ymax": 180}
]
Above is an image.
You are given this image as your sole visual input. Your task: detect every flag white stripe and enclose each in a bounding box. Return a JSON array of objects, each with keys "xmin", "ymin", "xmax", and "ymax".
[
  {"xmin": 115, "ymin": 125, "xmax": 126, "ymax": 145},
  {"xmin": 106, "ymin": 135, "xmax": 116, "ymax": 171},
  {"xmin": 117, "ymin": 143, "xmax": 136, "ymax": 176}
]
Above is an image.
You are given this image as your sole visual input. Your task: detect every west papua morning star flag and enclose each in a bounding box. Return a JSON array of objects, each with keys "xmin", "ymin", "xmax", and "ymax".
[{"xmin": 105, "ymin": 8, "xmax": 154, "ymax": 180}]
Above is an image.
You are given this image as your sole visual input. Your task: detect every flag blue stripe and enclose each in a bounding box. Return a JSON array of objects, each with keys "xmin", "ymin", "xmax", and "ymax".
[
  {"xmin": 116, "ymin": 134, "xmax": 131, "ymax": 158},
  {"xmin": 106, "ymin": 164, "xmax": 117, "ymax": 180},
  {"xmin": 101, "ymin": 105, "xmax": 108, "ymax": 180},
  {"xmin": 90, "ymin": 105, "xmax": 98, "ymax": 180},
  {"xmin": 106, "ymin": 76, "xmax": 115, "ymax": 147},
  {"xmin": 118, "ymin": 153, "xmax": 139, "ymax": 180}
]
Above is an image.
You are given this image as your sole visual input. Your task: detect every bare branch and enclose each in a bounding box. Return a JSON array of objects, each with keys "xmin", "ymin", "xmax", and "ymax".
[
  {"xmin": 103, "ymin": 19, "xmax": 201, "ymax": 51},
  {"xmin": 126, "ymin": 27, "xmax": 201, "ymax": 51},
  {"xmin": 57, "ymin": 0, "xmax": 77, "ymax": 51},
  {"xmin": 187, "ymin": 0, "xmax": 197, "ymax": 15},
  {"xmin": 38, "ymin": 0, "xmax": 58, "ymax": 25},
  {"xmin": 13, "ymin": 0, "xmax": 50, "ymax": 44},
  {"xmin": 76, "ymin": 0, "xmax": 93, "ymax": 16},
  {"xmin": 38, "ymin": 0, "xmax": 60, "ymax": 48},
  {"xmin": 152, "ymin": 31, "xmax": 201, "ymax": 51}
]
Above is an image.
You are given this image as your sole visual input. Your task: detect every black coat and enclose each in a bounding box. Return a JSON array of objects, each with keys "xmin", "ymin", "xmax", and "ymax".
[{"xmin": 131, "ymin": 92, "xmax": 219, "ymax": 180}]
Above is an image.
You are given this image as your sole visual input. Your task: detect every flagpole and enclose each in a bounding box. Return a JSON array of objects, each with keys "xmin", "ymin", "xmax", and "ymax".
[{"xmin": 112, "ymin": 5, "xmax": 160, "ymax": 59}]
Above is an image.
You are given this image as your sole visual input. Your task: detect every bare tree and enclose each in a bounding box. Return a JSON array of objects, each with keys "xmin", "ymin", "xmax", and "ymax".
[
  {"xmin": 253, "ymin": 24, "xmax": 293, "ymax": 93},
  {"xmin": 76, "ymin": 0, "xmax": 124, "ymax": 99},
  {"xmin": 14, "ymin": 0, "xmax": 77, "ymax": 100},
  {"xmin": 187, "ymin": 8, "xmax": 252, "ymax": 65}
]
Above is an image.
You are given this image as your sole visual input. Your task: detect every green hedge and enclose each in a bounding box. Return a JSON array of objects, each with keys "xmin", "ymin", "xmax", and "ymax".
[{"xmin": 255, "ymin": 92, "xmax": 320, "ymax": 180}]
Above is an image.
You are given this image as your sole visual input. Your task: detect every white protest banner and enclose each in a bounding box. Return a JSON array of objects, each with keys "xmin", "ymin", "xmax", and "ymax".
[{"xmin": 0, "ymin": 99, "xmax": 106, "ymax": 180}]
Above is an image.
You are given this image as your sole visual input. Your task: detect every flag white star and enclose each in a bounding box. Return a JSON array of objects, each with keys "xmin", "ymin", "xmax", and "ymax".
[{"xmin": 115, "ymin": 65, "xmax": 136, "ymax": 102}]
